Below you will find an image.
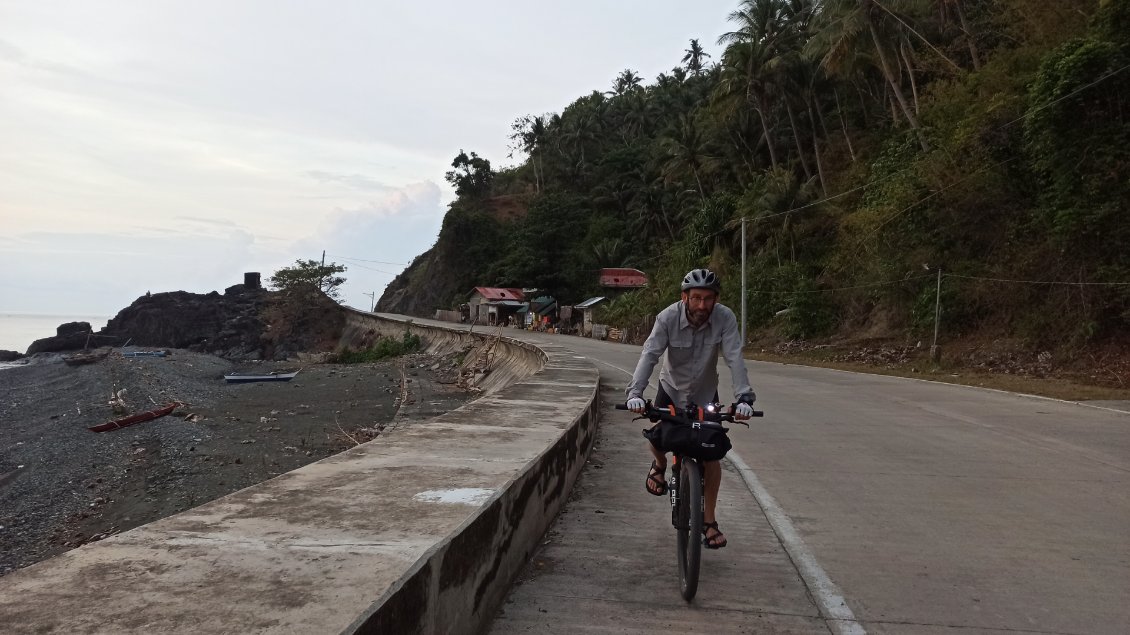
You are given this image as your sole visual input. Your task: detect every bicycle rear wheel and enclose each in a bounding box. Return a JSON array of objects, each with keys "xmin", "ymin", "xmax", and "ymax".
[{"xmin": 675, "ymin": 457, "xmax": 703, "ymax": 601}]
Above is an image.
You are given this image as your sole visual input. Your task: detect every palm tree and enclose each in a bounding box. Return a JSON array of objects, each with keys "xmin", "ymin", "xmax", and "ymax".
[
  {"xmin": 810, "ymin": 0, "xmax": 932, "ymax": 152},
  {"xmin": 660, "ymin": 114, "xmax": 718, "ymax": 204},
  {"xmin": 509, "ymin": 114, "xmax": 548, "ymax": 193},
  {"xmin": 752, "ymin": 166, "xmax": 820, "ymax": 264},
  {"xmin": 682, "ymin": 39, "xmax": 712, "ymax": 76},
  {"xmin": 610, "ymin": 69, "xmax": 643, "ymax": 96},
  {"xmin": 938, "ymin": 0, "xmax": 980, "ymax": 69},
  {"xmin": 715, "ymin": 40, "xmax": 781, "ymax": 169}
]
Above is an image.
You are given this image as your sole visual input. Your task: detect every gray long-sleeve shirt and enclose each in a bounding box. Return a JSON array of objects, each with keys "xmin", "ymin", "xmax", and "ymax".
[{"xmin": 626, "ymin": 300, "xmax": 753, "ymax": 407}]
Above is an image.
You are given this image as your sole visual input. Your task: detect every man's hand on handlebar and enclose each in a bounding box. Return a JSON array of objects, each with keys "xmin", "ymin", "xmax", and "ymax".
[
  {"xmin": 626, "ymin": 396, "xmax": 646, "ymax": 414},
  {"xmin": 734, "ymin": 392, "xmax": 756, "ymax": 420}
]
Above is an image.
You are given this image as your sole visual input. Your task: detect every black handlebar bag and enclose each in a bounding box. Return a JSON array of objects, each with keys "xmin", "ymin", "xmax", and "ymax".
[{"xmin": 643, "ymin": 420, "xmax": 732, "ymax": 461}]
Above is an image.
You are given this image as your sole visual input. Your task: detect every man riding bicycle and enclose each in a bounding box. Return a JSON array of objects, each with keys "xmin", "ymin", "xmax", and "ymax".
[{"xmin": 625, "ymin": 268, "xmax": 756, "ymax": 549}]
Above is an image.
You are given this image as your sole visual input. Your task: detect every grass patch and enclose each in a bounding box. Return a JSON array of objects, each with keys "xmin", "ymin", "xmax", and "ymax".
[{"xmin": 332, "ymin": 332, "xmax": 422, "ymax": 363}]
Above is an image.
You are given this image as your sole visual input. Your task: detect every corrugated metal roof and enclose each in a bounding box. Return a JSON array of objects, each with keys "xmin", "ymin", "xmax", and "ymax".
[
  {"xmin": 470, "ymin": 287, "xmax": 526, "ymax": 301},
  {"xmin": 599, "ymin": 267, "xmax": 648, "ymax": 288},
  {"xmin": 574, "ymin": 296, "xmax": 607, "ymax": 309}
]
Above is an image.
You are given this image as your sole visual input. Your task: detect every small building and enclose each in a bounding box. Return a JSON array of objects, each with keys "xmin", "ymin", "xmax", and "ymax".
[
  {"xmin": 574, "ymin": 296, "xmax": 607, "ymax": 337},
  {"xmin": 599, "ymin": 268, "xmax": 648, "ymax": 289},
  {"xmin": 468, "ymin": 287, "xmax": 526, "ymax": 325},
  {"xmin": 526, "ymin": 295, "xmax": 557, "ymax": 327}
]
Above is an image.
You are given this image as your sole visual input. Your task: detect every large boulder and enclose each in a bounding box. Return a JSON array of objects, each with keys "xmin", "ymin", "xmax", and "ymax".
[
  {"xmin": 26, "ymin": 322, "xmax": 94, "ymax": 354},
  {"xmin": 0, "ymin": 350, "xmax": 23, "ymax": 362}
]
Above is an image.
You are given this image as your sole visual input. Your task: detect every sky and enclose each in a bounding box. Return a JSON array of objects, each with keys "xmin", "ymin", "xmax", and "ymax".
[{"xmin": 1, "ymin": 0, "xmax": 741, "ymax": 317}]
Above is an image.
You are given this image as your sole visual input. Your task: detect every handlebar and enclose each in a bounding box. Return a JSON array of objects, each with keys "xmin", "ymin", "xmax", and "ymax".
[{"xmin": 615, "ymin": 400, "xmax": 763, "ymax": 425}]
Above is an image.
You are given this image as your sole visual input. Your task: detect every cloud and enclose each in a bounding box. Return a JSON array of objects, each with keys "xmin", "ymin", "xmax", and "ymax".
[
  {"xmin": 304, "ymin": 170, "xmax": 391, "ymax": 192},
  {"xmin": 291, "ymin": 181, "xmax": 447, "ymax": 309}
]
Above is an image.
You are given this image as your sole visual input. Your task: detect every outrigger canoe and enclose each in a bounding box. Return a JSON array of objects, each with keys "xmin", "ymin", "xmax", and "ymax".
[
  {"xmin": 89, "ymin": 402, "xmax": 179, "ymax": 433},
  {"xmin": 122, "ymin": 350, "xmax": 167, "ymax": 358},
  {"xmin": 223, "ymin": 370, "xmax": 300, "ymax": 384}
]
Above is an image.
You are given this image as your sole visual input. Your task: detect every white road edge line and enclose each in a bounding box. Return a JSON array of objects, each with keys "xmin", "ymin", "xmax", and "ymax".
[
  {"xmin": 586, "ymin": 353, "xmax": 865, "ymax": 634},
  {"xmin": 727, "ymin": 451, "xmax": 866, "ymax": 635}
]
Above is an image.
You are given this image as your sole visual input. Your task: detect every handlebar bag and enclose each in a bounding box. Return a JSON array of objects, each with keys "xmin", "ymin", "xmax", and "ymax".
[{"xmin": 643, "ymin": 420, "xmax": 731, "ymax": 461}]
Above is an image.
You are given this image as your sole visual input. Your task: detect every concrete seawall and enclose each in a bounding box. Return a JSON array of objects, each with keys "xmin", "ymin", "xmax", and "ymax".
[{"xmin": 0, "ymin": 312, "xmax": 600, "ymax": 634}]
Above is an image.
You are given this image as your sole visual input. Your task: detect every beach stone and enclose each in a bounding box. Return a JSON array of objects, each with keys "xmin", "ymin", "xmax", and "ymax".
[{"xmin": 56, "ymin": 322, "xmax": 93, "ymax": 337}]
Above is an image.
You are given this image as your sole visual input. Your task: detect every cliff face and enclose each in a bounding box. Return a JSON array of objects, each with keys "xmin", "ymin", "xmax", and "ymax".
[
  {"xmin": 375, "ymin": 248, "xmax": 457, "ymax": 316},
  {"xmin": 377, "ymin": 197, "xmax": 523, "ymax": 316}
]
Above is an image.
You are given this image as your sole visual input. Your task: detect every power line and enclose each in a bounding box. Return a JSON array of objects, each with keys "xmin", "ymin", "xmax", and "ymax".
[
  {"xmin": 944, "ymin": 273, "xmax": 1130, "ymax": 286},
  {"xmin": 757, "ymin": 273, "xmax": 936, "ymax": 295},
  {"xmin": 335, "ymin": 258, "xmax": 400, "ymax": 276},
  {"xmin": 326, "ymin": 254, "xmax": 407, "ymax": 266}
]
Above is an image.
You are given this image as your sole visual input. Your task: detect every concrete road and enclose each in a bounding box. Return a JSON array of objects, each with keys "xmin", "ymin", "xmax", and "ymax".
[{"xmin": 383, "ymin": 316, "xmax": 1130, "ymax": 634}]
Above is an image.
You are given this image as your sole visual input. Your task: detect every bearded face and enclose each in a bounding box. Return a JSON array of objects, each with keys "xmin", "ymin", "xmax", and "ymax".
[{"xmin": 682, "ymin": 288, "xmax": 718, "ymax": 326}]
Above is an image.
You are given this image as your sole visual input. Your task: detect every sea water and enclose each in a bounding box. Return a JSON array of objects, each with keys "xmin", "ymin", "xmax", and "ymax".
[{"xmin": 0, "ymin": 313, "xmax": 111, "ymax": 354}]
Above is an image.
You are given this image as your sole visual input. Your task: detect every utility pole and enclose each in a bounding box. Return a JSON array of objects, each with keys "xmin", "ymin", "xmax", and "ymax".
[
  {"xmin": 364, "ymin": 292, "xmax": 376, "ymax": 313},
  {"xmin": 931, "ymin": 266, "xmax": 942, "ymax": 362},
  {"xmin": 319, "ymin": 250, "xmax": 326, "ymax": 293},
  {"xmin": 740, "ymin": 216, "xmax": 747, "ymax": 345}
]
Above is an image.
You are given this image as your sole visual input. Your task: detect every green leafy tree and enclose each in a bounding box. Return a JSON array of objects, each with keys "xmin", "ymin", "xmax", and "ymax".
[
  {"xmin": 444, "ymin": 149, "xmax": 494, "ymax": 197},
  {"xmin": 269, "ymin": 259, "xmax": 348, "ymax": 300}
]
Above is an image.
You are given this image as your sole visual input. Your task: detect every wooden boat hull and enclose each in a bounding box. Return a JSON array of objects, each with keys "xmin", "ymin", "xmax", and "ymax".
[
  {"xmin": 64, "ymin": 350, "xmax": 110, "ymax": 366},
  {"xmin": 89, "ymin": 403, "xmax": 178, "ymax": 433}
]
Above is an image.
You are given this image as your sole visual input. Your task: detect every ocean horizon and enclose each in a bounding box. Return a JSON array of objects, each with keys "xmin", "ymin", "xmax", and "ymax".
[{"xmin": 0, "ymin": 313, "xmax": 112, "ymax": 354}]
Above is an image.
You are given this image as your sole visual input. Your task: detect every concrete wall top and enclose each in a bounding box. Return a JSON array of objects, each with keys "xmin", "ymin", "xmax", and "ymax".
[{"xmin": 0, "ymin": 311, "xmax": 600, "ymax": 634}]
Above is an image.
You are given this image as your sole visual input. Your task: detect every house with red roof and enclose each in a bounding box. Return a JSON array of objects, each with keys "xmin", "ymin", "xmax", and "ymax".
[{"xmin": 468, "ymin": 287, "xmax": 526, "ymax": 325}]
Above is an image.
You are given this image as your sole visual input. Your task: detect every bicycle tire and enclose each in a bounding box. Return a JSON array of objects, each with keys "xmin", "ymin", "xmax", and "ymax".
[{"xmin": 676, "ymin": 457, "xmax": 703, "ymax": 601}]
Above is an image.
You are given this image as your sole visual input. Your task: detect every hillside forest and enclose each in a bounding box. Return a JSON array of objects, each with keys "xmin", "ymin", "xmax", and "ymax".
[{"xmin": 376, "ymin": 0, "xmax": 1130, "ymax": 356}]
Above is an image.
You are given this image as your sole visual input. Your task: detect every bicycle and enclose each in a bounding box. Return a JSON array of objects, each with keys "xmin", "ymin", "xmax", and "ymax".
[{"xmin": 616, "ymin": 400, "xmax": 763, "ymax": 601}]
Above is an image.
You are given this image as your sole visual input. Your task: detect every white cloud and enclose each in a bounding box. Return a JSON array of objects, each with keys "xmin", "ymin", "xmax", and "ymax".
[{"xmin": 292, "ymin": 181, "xmax": 446, "ymax": 309}]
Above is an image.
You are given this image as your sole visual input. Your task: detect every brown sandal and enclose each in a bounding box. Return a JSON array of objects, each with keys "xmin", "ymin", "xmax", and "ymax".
[
  {"xmin": 645, "ymin": 461, "xmax": 667, "ymax": 496},
  {"xmin": 703, "ymin": 521, "xmax": 727, "ymax": 549}
]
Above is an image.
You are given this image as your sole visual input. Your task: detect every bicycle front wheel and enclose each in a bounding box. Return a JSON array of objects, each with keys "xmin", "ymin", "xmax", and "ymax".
[{"xmin": 675, "ymin": 458, "xmax": 703, "ymax": 601}]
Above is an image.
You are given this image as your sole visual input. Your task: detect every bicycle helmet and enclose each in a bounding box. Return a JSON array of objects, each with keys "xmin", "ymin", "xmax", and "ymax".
[{"xmin": 680, "ymin": 268, "xmax": 721, "ymax": 292}]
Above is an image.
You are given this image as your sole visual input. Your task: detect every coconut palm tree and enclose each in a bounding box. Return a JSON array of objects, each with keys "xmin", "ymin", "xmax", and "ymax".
[
  {"xmin": 682, "ymin": 38, "xmax": 712, "ymax": 76},
  {"xmin": 809, "ymin": 0, "xmax": 932, "ymax": 152},
  {"xmin": 660, "ymin": 114, "xmax": 718, "ymax": 204},
  {"xmin": 715, "ymin": 40, "xmax": 781, "ymax": 169}
]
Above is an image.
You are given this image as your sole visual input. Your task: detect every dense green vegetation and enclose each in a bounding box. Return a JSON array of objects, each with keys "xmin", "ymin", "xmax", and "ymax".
[
  {"xmin": 382, "ymin": 0, "xmax": 1129, "ymax": 348},
  {"xmin": 331, "ymin": 331, "xmax": 422, "ymax": 363}
]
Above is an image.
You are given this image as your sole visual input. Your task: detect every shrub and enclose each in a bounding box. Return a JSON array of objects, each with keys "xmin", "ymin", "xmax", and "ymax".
[{"xmin": 332, "ymin": 331, "xmax": 421, "ymax": 363}]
